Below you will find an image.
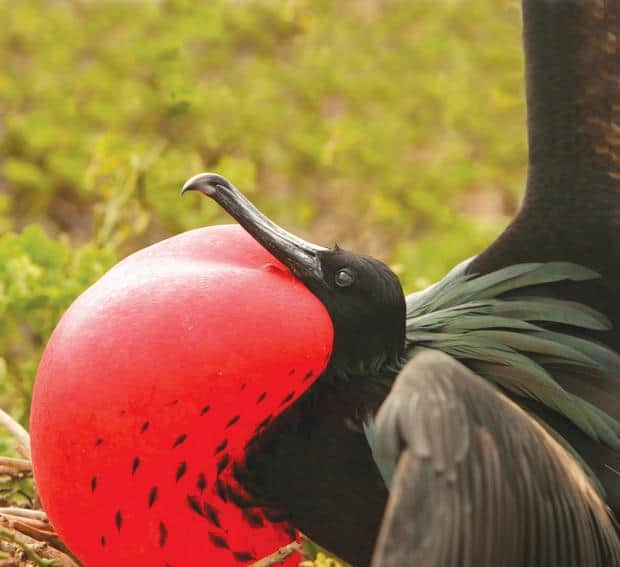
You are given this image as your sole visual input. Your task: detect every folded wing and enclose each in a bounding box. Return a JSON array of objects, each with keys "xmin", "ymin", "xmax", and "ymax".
[{"xmin": 371, "ymin": 350, "xmax": 620, "ymax": 567}]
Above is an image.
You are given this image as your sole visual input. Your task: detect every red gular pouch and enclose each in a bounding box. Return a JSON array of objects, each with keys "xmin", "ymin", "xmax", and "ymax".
[{"xmin": 30, "ymin": 224, "xmax": 333, "ymax": 566}]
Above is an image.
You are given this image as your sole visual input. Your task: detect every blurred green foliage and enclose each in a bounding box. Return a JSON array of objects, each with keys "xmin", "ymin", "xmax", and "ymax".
[
  {"xmin": 301, "ymin": 538, "xmax": 351, "ymax": 567},
  {"xmin": 0, "ymin": 227, "xmax": 115, "ymax": 422},
  {"xmin": 0, "ymin": 0, "xmax": 525, "ymax": 426}
]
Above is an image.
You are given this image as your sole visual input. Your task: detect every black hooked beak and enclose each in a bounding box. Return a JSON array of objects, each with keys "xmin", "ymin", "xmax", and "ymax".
[{"xmin": 181, "ymin": 173, "xmax": 326, "ymax": 280}]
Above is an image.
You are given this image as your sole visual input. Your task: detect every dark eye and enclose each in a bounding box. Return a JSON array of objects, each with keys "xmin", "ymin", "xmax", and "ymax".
[{"xmin": 335, "ymin": 268, "xmax": 356, "ymax": 288}]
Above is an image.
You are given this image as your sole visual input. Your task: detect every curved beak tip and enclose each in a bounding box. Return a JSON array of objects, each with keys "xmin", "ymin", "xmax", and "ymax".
[
  {"xmin": 180, "ymin": 172, "xmax": 231, "ymax": 197},
  {"xmin": 178, "ymin": 171, "xmax": 325, "ymax": 280}
]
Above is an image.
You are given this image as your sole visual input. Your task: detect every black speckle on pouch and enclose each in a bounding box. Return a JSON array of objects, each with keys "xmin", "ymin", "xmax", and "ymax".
[
  {"xmin": 148, "ymin": 486, "xmax": 158, "ymax": 508},
  {"xmin": 214, "ymin": 439, "xmax": 228, "ymax": 455},
  {"xmin": 233, "ymin": 551, "xmax": 255, "ymax": 562},
  {"xmin": 172, "ymin": 433, "xmax": 187, "ymax": 448},
  {"xmin": 115, "ymin": 510, "xmax": 122, "ymax": 532},
  {"xmin": 187, "ymin": 495, "xmax": 205, "ymax": 517},
  {"xmin": 95, "ymin": 438, "xmax": 104, "ymax": 447},
  {"xmin": 303, "ymin": 370, "xmax": 314, "ymax": 381},
  {"xmin": 216, "ymin": 478, "xmax": 228, "ymax": 502},
  {"xmin": 288, "ymin": 369, "xmax": 295, "ymax": 376},
  {"xmin": 100, "ymin": 535, "xmax": 106, "ymax": 547},
  {"xmin": 200, "ymin": 405, "xmax": 211, "ymax": 416},
  {"xmin": 159, "ymin": 522, "xmax": 168, "ymax": 548},
  {"xmin": 279, "ymin": 391, "xmax": 295, "ymax": 406},
  {"xmin": 176, "ymin": 461, "xmax": 187, "ymax": 482},
  {"xmin": 208, "ymin": 532, "xmax": 229, "ymax": 549},
  {"xmin": 257, "ymin": 392, "xmax": 267, "ymax": 403},
  {"xmin": 242, "ymin": 508, "xmax": 264, "ymax": 528},
  {"xmin": 132, "ymin": 457, "xmax": 140, "ymax": 475},
  {"xmin": 141, "ymin": 421, "xmax": 150, "ymax": 433},
  {"xmin": 225, "ymin": 415, "xmax": 240, "ymax": 429},
  {"xmin": 204, "ymin": 502, "xmax": 222, "ymax": 528},
  {"xmin": 197, "ymin": 473, "xmax": 207, "ymax": 493},
  {"xmin": 216, "ymin": 454, "xmax": 230, "ymax": 475},
  {"xmin": 91, "ymin": 476, "xmax": 97, "ymax": 493}
]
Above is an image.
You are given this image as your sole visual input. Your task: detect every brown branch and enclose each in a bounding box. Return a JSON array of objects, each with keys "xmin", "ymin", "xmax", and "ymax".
[
  {"xmin": 0, "ymin": 526, "xmax": 76, "ymax": 566},
  {"xmin": 249, "ymin": 541, "xmax": 301, "ymax": 567},
  {"xmin": 0, "ymin": 410, "xmax": 31, "ymax": 459},
  {"xmin": 0, "ymin": 458, "xmax": 32, "ymax": 472},
  {"xmin": 0, "ymin": 512, "xmax": 82, "ymax": 565},
  {"xmin": 0, "ymin": 509, "xmax": 47, "ymax": 522}
]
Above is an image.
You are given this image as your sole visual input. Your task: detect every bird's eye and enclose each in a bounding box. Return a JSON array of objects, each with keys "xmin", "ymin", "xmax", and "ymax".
[{"xmin": 335, "ymin": 268, "xmax": 356, "ymax": 288}]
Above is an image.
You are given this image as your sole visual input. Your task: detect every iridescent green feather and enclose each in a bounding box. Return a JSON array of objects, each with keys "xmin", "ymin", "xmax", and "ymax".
[
  {"xmin": 405, "ymin": 260, "xmax": 620, "ymax": 452},
  {"xmin": 366, "ymin": 261, "xmax": 620, "ymax": 491}
]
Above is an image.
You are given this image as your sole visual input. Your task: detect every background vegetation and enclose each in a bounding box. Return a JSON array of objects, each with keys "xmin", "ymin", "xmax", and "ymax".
[
  {"xmin": 0, "ymin": 0, "xmax": 525, "ymax": 562},
  {"xmin": 0, "ymin": 0, "xmax": 526, "ymax": 428}
]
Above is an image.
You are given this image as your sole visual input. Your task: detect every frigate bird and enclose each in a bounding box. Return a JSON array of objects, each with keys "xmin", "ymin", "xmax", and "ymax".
[
  {"xmin": 29, "ymin": 0, "xmax": 619, "ymax": 566},
  {"xmin": 30, "ymin": 179, "xmax": 407, "ymax": 566}
]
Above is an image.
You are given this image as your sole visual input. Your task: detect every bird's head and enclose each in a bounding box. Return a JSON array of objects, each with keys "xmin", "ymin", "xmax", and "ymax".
[{"xmin": 182, "ymin": 173, "xmax": 406, "ymax": 379}]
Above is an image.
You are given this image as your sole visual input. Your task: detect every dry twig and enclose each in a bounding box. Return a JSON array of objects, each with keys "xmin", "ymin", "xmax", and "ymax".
[
  {"xmin": 249, "ymin": 541, "xmax": 301, "ymax": 567},
  {"xmin": 0, "ymin": 459, "xmax": 32, "ymax": 474},
  {"xmin": 0, "ymin": 526, "xmax": 80, "ymax": 567},
  {"xmin": 0, "ymin": 510, "xmax": 46, "ymax": 522},
  {"xmin": 0, "ymin": 411, "xmax": 30, "ymax": 460}
]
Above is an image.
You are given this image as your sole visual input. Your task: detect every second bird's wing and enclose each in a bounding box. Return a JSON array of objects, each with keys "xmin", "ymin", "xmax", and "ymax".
[{"xmin": 370, "ymin": 350, "xmax": 620, "ymax": 567}]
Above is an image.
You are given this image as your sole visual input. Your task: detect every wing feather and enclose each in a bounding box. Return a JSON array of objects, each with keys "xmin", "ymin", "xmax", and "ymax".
[{"xmin": 370, "ymin": 351, "xmax": 620, "ymax": 567}]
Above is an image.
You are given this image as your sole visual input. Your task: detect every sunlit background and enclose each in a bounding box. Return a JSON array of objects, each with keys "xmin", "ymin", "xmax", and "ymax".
[{"xmin": 0, "ymin": 0, "xmax": 524, "ymax": 426}]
